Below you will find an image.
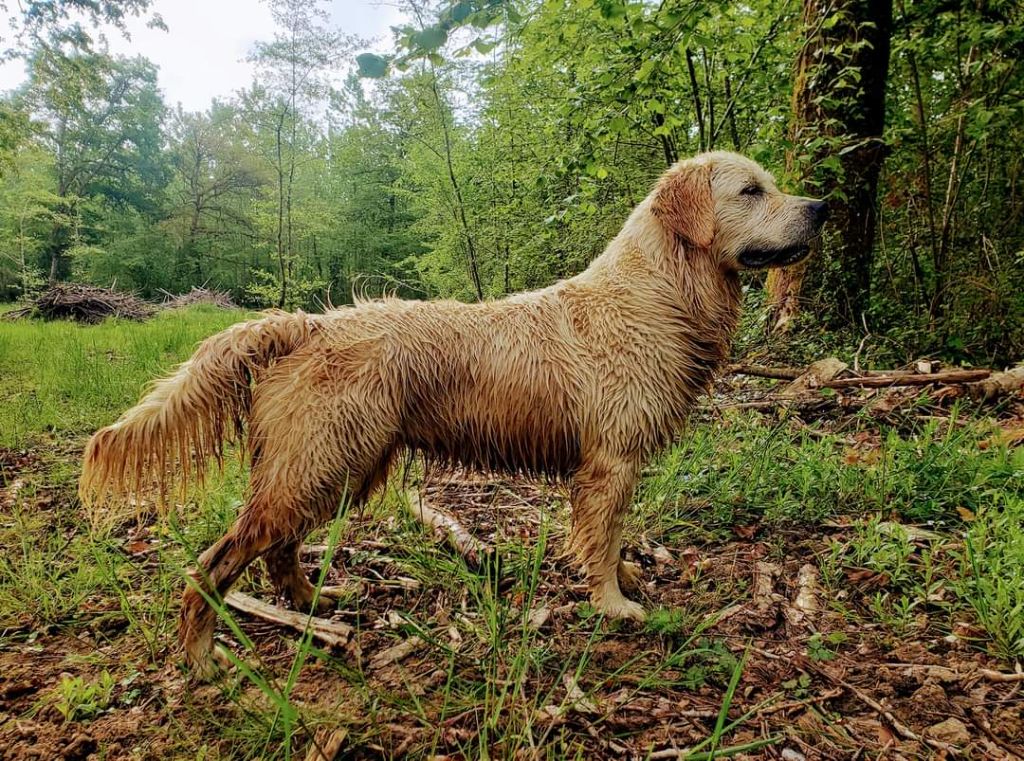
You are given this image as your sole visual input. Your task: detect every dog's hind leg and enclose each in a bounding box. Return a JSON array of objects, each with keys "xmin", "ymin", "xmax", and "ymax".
[
  {"xmin": 264, "ymin": 538, "xmax": 355, "ymax": 612},
  {"xmin": 569, "ymin": 454, "xmax": 646, "ymax": 621},
  {"xmin": 179, "ymin": 499, "xmax": 290, "ymax": 678}
]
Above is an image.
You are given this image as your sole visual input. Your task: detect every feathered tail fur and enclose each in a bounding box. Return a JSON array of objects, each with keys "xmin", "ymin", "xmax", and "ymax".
[{"xmin": 79, "ymin": 310, "xmax": 319, "ymax": 513}]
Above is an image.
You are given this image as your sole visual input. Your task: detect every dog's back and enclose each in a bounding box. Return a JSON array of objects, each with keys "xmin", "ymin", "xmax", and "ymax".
[{"xmin": 309, "ymin": 292, "xmax": 587, "ymax": 477}]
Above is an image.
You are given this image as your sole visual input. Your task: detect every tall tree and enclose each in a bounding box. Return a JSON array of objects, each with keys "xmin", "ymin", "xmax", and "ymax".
[
  {"xmin": 25, "ymin": 44, "xmax": 166, "ymax": 281},
  {"xmin": 767, "ymin": 0, "xmax": 894, "ymax": 330},
  {"xmin": 167, "ymin": 105, "xmax": 265, "ymax": 285},
  {"xmin": 247, "ymin": 0, "xmax": 350, "ymax": 307}
]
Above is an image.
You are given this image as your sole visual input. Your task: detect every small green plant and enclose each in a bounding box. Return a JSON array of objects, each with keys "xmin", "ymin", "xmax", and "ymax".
[
  {"xmin": 644, "ymin": 606, "xmax": 688, "ymax": 636},
  {"xmin": 958, "ymin": 496, "xmax": 1024, "ymax": 662},
  {"xmin": 53, "ymin": 671, "xmax": 116, "ymax": 722},
  {"xmin": 781, "ymin": 672, "xmax": 813, "ymax": 697},
  {"xmin": 806, "ymin": 631, "xmax": 846, "ymax": 661}
]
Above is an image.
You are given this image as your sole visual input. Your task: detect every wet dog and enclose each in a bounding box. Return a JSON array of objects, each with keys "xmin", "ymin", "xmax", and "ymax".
[{"xmin": 80, "ymin": 151, "xmax": 827, "ymax": 676}]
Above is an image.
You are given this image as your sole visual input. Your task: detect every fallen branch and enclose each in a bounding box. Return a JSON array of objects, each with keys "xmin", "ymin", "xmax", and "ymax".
[
  {"xmin": 965, "ymin": 365, "xmax": 1024, "ymax": 402},
  {"xmin": 304, "ymin": 728, "xmax": 348, "ymax": 761},
  {"xmin": 224, "ymin": 591, "xmax": 352, "ymax": 648},
  {"xmin": 823, "ymin": 369, "xmax": 991, "ymax": 389},
  {"xmin": 406, "ymin": 489, "xmax": 491, "ymax": 568},
  {"xmin": 785, "ymin": 563, "xmax": 819, "ymax": 627},
  {"xmin": 369, "ymin": 636, "xmax": 424, "ymax": 670},
  {"xmin": 978, "ymin": 668, "xmax": 1024, "ymax": 683},
  {"xmin": 801, "ymin": 659, "xmax": 960, "ymax": 755},
  {"xmin": 781, "ymin": 358, "xmax": 849, "ymax": 397},
  {"xmin": 726, "ymin": 363, "xmax": 804, "ymax": 380},
  {"xmin": 728, "ymin": 357, "xmax": 1006, "ymax": 394}
]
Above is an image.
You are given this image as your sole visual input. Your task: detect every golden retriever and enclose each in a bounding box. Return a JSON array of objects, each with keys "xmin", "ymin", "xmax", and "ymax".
[{"xmin": 80, "ymin": 151, "xmax": 827, "ymax": 677}]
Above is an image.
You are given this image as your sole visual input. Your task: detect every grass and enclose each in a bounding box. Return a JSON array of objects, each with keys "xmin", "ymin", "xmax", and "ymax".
[
  {"xmin": 0, "ymin": 305, "xmax": 258, "ymax": 448},
  {"xmin": 0, "ymin": 306, "xmax": 1022, "ymax": 759}
]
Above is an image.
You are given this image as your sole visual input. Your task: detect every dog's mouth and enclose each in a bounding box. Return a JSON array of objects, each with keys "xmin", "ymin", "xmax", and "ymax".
[{"xmin": 737, "ymin": 243, "xmax": 812, "ymax": 269}]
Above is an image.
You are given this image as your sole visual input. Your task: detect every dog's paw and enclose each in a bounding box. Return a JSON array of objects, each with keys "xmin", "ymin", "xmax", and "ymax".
[
  {"xmin": 617, "ymin": 559, "xmax": 643, "ymax": 591},
  {"xmin": 592, "ymin": 594, "xmax": 647, "ymax": 622},
  {"xmin": 182, "ymin": 638, "xmax": 239, "ymax": 682},
  {"xmin": 183, "ymin": 642, "xmax": 233, "ymax": 682}
]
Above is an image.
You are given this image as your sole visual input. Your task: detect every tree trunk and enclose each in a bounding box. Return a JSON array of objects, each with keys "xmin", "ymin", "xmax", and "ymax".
[
  {"xmin": 429, "ymin": 71, "xmax": 483, "ymax": 301},
  {"xmin": 767, "ymin": 0, "xmax": 894, "ymax": 331},
  {"xmin": 275, "ymin": 112, "xmax": 287, "ymax": 309},
  {"xmin": 48, "ymin": 196, "xmax": 73, "ymax": 284}
]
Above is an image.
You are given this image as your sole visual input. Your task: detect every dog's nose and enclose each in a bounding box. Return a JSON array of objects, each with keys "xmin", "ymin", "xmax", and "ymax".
[{"xmin": 808, "ymin": 200, "xmax": 829, "ymax": 226}]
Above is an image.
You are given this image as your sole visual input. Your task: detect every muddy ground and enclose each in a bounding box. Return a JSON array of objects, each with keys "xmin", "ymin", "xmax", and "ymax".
[{"xmin": 1, "ymin": 435, "xmax": 1022, "ymax": 760}]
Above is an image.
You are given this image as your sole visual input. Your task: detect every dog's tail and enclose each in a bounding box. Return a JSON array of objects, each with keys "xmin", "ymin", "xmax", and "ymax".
[{"xmin": 79, "ymin": 310, "xmax": 319, "ymax": 514}]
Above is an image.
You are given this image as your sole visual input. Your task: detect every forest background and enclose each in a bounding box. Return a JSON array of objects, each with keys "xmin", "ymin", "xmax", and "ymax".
[{"xmin": 1, "ymin": 0, "xmax": 1022, "ymax": 365}]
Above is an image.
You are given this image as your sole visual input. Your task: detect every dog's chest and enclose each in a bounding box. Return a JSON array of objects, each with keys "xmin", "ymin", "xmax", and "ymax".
[{"xmin": 587, "ymin": 313, "xmax": 730, "ymax": 452}]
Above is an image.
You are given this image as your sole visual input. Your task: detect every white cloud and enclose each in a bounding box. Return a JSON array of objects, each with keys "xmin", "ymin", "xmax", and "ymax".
[{"xmin": 0, "ymin": 0, "xmax": 405, "ymax": 111}]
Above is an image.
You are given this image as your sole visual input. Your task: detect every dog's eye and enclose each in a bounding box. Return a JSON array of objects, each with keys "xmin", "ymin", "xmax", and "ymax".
[{"xmin": 740, "ymin": 184, "xmax": 763, "ymax": 197}]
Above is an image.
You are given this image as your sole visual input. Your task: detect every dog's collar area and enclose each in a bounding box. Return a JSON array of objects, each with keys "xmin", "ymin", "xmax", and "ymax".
[{"xmin": 737, "ymin": 244, "xmax": 811, "ymax": 269}]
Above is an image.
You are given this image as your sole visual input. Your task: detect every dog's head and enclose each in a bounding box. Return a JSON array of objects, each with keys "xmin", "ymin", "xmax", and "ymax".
[{"xmin": 651, "ymin": 151, "xmax": 828, "ymax": 270}]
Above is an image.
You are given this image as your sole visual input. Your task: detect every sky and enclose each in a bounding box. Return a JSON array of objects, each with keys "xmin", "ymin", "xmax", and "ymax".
[{"xmin": 0, "ymin": 0, "xmax": 405, "ymax": 111}]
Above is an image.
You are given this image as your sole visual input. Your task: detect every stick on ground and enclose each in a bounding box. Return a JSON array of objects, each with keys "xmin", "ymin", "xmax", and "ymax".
[
  {"xmin": 224, "ymin": 591, "xmax": 352, "ymax": 648},
  {"xmin": 823, "ymin": 369, "xmax": 991, "ymax": 389},
  {"xmin": 304, "ymin": 728, "xmax": 348, "ymax": 761},
  {"xmin": 406, "ymin": 489, "xmax": 491, "ymax": 568}
]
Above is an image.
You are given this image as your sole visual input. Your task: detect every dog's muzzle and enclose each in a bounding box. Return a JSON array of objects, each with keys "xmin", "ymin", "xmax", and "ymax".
[{"xmin": 738, "ymin": 200, "xmax": 828, "ymax": 269}]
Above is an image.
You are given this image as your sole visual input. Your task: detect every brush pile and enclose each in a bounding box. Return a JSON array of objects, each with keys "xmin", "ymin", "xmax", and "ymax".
[
  {"xmin": 4, "ymin": 284, "xmax": 156, "ymax": 324},
  {"xmin": 160, "ymin": 286, "xmax": 237, "ymax": 310},
  {"xmin": 717, "ymin": 357, "xmax": 1024, "ymax": 428}
]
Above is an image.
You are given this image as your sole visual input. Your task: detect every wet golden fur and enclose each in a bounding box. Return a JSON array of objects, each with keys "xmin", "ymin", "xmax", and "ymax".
[{"xmin": 80, "ymin": 151, "xmax": 825, "ymax": 676}]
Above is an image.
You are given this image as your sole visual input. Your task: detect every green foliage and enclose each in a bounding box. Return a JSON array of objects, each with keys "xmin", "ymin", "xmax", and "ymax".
[
  {"xmin": 959, "ymin": 495, "xmax": 1024, "ymax": 661},
  {"xmin": 806, "ymin": 631, "xmax": 846, "ymax": 661},
  {"xmin": 0, "ymin": 0, "xmax": 1021, "ymax": 357},
  {"xmin": 638, "ymin": 412, "xmax": 1024, "ymax": 529},
  {"xmin": 53, "ymin": 670, "xmax": 116, "ymax": 722}
]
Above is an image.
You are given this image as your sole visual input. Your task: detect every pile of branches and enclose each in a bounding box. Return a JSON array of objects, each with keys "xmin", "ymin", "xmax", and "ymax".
[
  {"xmin": 160, "ymin": 286, "xmax": 236, "ymax": 310},
  {"xmin": 4, "ymin": 284, "xmax": 156, "ymax": 324},
  {"xmin": 721, "ymin": 358, "xmax": 1024, "ymax": 420}
]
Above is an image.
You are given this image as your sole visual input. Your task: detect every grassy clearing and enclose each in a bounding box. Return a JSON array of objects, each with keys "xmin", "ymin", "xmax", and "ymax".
[
  {"xmin": 0, "ymin": 305, "xmax": 257, "ymax": 449},
  {"xmin": 0, "ymin": 307, "xmax": 1022, "ymax": 759}
]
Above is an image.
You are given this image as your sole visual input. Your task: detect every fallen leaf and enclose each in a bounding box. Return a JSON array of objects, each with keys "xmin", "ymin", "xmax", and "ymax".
[
  {"xmin": 956, "ymin": 507, "xmax": 976, "ymax": 522},
  {"xmin": 734, "ymin": 524, "xmax": 758, "ymax": 539}
]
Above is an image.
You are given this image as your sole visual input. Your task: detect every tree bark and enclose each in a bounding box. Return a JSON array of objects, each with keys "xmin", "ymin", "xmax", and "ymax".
[
  {"xmin": 274, "ymin": 110, "xmax": 288, "ymax": 308},
  {"xmin": 767, "ymin": 0, "xmax": 894, "ymax": 331}
]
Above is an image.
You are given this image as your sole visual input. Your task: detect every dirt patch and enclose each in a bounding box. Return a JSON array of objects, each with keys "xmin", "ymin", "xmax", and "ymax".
[{"xmin": 1, "ymin": 468, "xmax": 1021, "ymax": 759}]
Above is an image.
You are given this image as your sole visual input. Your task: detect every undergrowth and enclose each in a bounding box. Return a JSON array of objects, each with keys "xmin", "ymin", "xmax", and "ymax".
[{"xmin": 0, "ymin": 306, "xmax": 1021, "ymax": 758}]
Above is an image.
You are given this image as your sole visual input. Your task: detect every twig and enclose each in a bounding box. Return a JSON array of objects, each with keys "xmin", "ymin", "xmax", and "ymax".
[
  {"xmin": 823, "ymin": 369, "xmax": 990, "ymax": 389},
  {"xmin": 725, "ymin": 363, "xmax": 804, "ymax": 380},
  {"xmin": 757, "ymin": 687, "xmax": 843, "ymax": 715},
  {"xmin": 406, "ymin": 489, "xmax": 491, "ymax": 568},
  {"xmin": 369, "ymin": 636, "xmax": 424, "ymax": 670},
  {"xmin": 304, "ymin": 728, "xmax": 348, "ymax": 761},
  {"xmin": 978, "ymin": 668, "xmax": 1024, "ymax": 683},
  {"xmin": 801, "ymin": 660, "xmax": 960, "ymax": 755},
  {"xmin": 648, "ymin": 736, "xmax": 781, "ymax": 759},
  {"xmin": 583, "ymin": 720, "xmax": 628, "ymax": 755},
  {"xmin": 224, "ymin": 591, "xmax": 352, "ymax": 648}
]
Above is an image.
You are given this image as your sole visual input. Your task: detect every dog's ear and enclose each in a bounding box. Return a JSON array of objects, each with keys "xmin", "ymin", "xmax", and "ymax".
[{"xmin": 651, "ymin": 161, "xmax": 714, "ymax": 248}]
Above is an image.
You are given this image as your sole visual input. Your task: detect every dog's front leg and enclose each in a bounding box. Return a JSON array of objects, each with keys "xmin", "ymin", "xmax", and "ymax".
[{"xmin": 569, "ymin": 455, "xmax": 646, "ymax": 621}]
